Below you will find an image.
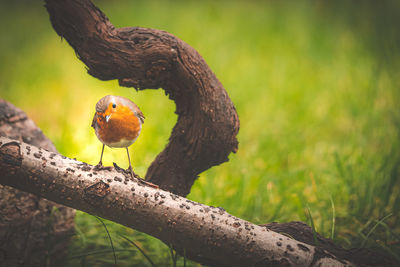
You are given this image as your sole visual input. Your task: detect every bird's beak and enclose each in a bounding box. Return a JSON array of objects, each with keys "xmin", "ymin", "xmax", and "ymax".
[{"xmin": 105, "ymin": 114, "xmax": 111, "ymax": 122}]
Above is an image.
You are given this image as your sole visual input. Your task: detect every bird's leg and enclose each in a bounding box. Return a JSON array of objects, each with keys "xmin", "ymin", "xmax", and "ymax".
[
  {"xmin": 126, "ymin": 147, "xmax": 136, "ymax": 179},
  {"xmin": 126, "ymin": 148, "xmax": 159, "ymax": 188},
  {"xmin": 94, "ymin": 144, "xmax": 105, "ymax": 169}
]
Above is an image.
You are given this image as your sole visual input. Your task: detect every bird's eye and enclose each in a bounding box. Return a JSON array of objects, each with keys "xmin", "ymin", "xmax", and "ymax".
[{"xmin": 112, "ymin": 103, "xmax": 116, "ymax": 108}]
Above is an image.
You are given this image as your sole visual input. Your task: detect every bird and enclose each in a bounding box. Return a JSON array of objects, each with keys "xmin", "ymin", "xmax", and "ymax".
[{"xmin": 91, "ymin": 95, "xmax": 144, "ymax": 178}]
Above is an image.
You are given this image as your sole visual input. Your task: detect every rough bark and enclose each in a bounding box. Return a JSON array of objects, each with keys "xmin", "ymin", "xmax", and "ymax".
[
  {"xmin": 264, "ymin": 222, "xmax": 397, "ymax": 267},
  {"xmin": 0, "ymin": 136, "xmax": 355, "ymax": 267},
  {"xmin": 44, "ymin": 0, "xmax": 240, "ymax": 197},
  {"xmin": 0, "ymin": 100, "xmax": 75, "ymax": 266}
]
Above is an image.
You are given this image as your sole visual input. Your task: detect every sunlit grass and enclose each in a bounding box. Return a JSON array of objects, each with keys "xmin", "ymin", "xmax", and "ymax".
[{"xmin": 0, "ymin": 0, "xmax": 399, "ymax": 265}]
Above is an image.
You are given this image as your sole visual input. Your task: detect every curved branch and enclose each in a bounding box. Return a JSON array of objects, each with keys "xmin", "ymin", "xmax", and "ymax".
[
  {"xmin": 44, "ymin": 0, "xmax": 240, "ymax": 196},
  {"xmin": 0, "ymin": 136, "xmax": 353, "ymax": 267}
]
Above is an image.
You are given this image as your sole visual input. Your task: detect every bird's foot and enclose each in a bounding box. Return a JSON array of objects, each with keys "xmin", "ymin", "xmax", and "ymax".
[
  {"xmin": 127, "ymin": 166, "xmax": 140, "ymax": 180},
  {"xmin": 126, "ymin": 166, "xmax": 159, "ymax": 188},
  {"xmin": 94, "ymin": 161, "xmax": 103, "ymax": 168},
  {"xmin": 94, "ymin": 162, "xmax": 113, "ymax": 171}
]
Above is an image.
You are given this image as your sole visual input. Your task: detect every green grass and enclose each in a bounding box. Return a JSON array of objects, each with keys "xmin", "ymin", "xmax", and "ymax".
[{"xmin": 1, "ymin": 0, "xmax": 399, "ymax": 265}]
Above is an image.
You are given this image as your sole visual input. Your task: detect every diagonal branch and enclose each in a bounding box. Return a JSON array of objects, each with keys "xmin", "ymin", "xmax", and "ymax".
[
  {"xmin": 44, "ymin": 0, "xmax": 240, "ymax": 196},
  {"xmin": 0, "ymin": 136, "xmax": 351, "ymax": 267}
]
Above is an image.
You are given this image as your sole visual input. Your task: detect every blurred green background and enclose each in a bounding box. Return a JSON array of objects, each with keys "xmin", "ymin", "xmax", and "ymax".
[{"xmin": 1, "ymin": 0, "xmax": 399, "ymax": 265}]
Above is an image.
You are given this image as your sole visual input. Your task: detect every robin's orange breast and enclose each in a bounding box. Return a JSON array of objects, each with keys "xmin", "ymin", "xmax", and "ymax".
[{"xmin": 96, "ymin": 105, "xmax": 142, "ymax": 147}]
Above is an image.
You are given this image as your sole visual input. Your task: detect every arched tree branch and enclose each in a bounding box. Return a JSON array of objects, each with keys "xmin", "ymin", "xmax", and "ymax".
[{"xmin": 44, "ymin": 0, "xmax": 240, "ymax": 196}]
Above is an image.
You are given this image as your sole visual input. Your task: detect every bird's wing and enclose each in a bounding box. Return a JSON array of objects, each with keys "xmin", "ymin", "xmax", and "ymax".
[
  {"xmin": 120, "ymin": 97, "xmax": 145, "ymax": 124},
  {"xmin": 135, "ymin": 107, "xmax": 145, "ymax": 124},
  {"xmin": 91, "ymin": 112, "xmax": 98, "ymax": 129}
]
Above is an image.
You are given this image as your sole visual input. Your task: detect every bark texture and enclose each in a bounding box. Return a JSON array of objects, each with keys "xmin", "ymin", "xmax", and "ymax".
[
  {"xmin": 0, "ymin": 99, "xmax": 75, "ymax": 266},
  {"xmin": 264, "ymin": 222, "xmax": 397, "ymax": 267},
  {"xmin": 0, "ymin": 136, "xmax": 355, "ymax": 267},
  {"xmin": 44, "ymin": 0, "xmax": 240, "ymax": 197}
]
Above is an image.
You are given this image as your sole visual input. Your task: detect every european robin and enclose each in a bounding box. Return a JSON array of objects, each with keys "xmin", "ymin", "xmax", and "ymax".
[{"xmin": 91, "ymin": 95, "xmax": 144, "ymax": 178}]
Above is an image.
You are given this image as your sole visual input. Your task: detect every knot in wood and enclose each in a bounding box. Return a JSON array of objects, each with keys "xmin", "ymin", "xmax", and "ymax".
[
  {"xmin": 84, "ymin": 181, "xmax": 110, "ymax": 205},
  {"xmin": 0, "ymin": 141, "xmax": 22, "ymax": 167}
]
